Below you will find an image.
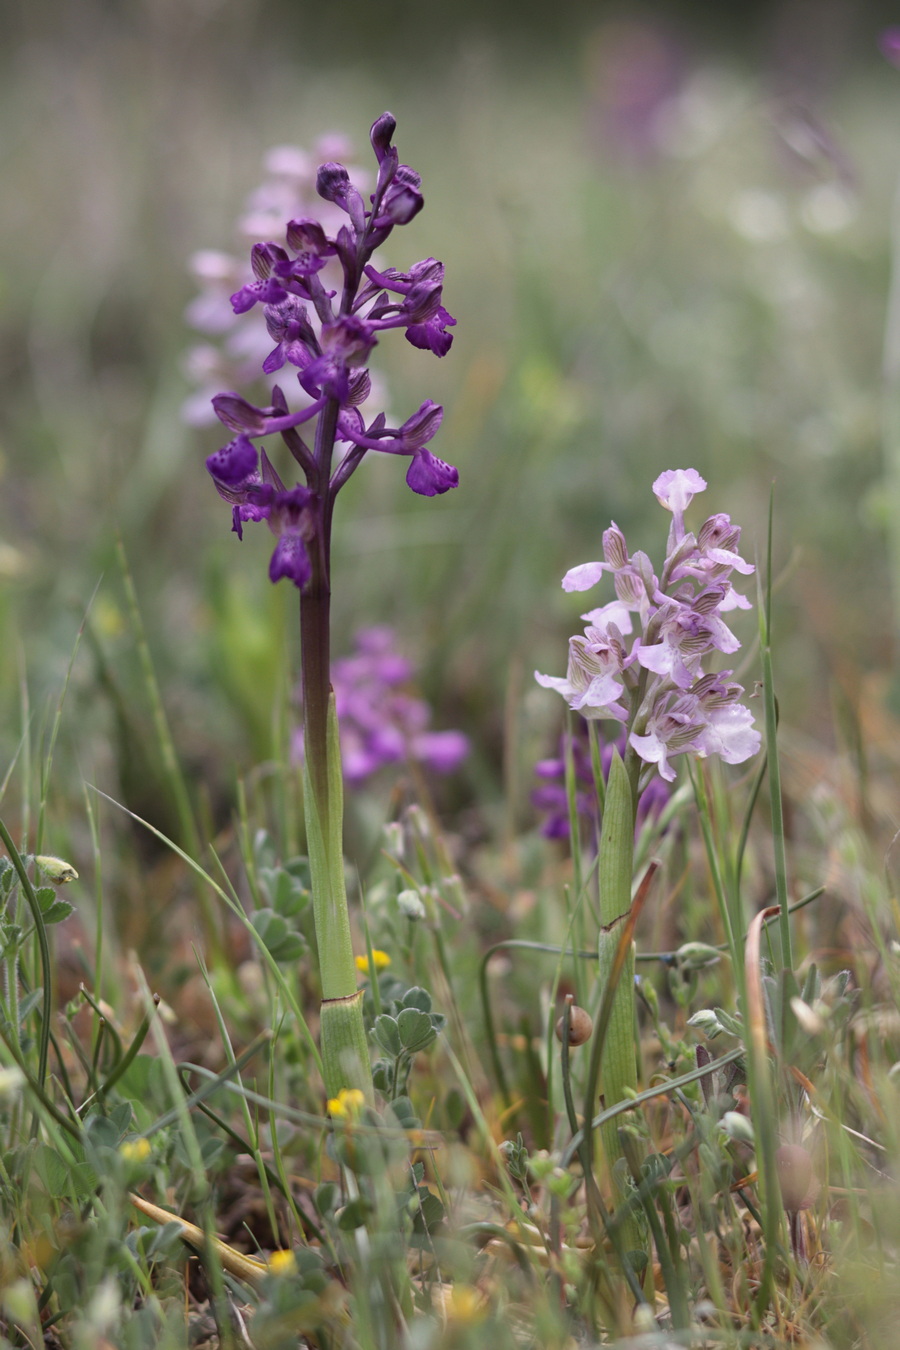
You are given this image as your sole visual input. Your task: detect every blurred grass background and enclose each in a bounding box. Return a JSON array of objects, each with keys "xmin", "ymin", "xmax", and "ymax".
[{"xmin": 2, "ymin": 0, "xmax": 900, "ymax": 852}]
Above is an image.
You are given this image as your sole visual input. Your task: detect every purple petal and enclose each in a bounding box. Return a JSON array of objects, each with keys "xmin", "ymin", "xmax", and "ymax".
[
  {"xmin": 652, "ymin": 468, "xmax": 707, "ymax": 514},
  {"xmin": 399, "ymin": 400, "xmax": 443, "ymax": 448},
  {"xmin": 230, "ymin": 278, "xmax": 287, "ymax": 314},
  {"xmin": 212, "ymin": 393, "xmax": 269, "ymax": 435},
  {"xmin": 381, "ymin": 185, "xmax": 423, "ymax": 224},
  {"xmin": 406, "ymin": 449, "xmax": 458, "ymax": 496},
  {"xmin": 206, "ymin": 434, "xmax": 258, "ymax": 488},
  {"xmin": 412, "ymin": 730, "xmax": 470, "ymax": 773},
  {"xmin": 406, "ymin": 307, "xmax": 456, "ymax": 356},
  {"xmin": 269, "ymin": 534, "xmax": 312, "ymax": 589},
  {"xmin": 370, "ymin": 111, "xmax": 397, "ymax": 163},
  {"xmin": 562, "ymin": 561, "xmax": 605, "ymax": 593},
  {"xmin": 316, "ymin": 162, "xmax": 351, "ymax": 205}
]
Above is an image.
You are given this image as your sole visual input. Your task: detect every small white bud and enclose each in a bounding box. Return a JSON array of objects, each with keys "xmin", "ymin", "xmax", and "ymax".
[
  {"xmin": 382, "ymin": 821, "xmax": 404, "ymax": 857},
  {"xmin": 719, "ymin": 1111, "xmax": 755, "ymax": 1145},
  {"xmin": 687, "ymin": 1009, "xmax": 723, "ymax": 1038},
  {"xmin": 397, "ymin": 889, "xmax": 426, "ymax": 921}
]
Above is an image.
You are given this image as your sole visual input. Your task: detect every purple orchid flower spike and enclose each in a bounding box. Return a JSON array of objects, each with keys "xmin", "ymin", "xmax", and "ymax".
[{"xmin": 204, "ymin": 111, "xmax": 458, "ymax": 594}]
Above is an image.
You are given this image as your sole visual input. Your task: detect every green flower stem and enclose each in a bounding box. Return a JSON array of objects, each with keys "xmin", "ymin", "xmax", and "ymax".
[
  {"xmin": 301, "ymin": 687, "xmax": 372, "ymax": 1098},
  {"xmin": 300, "ymin": 407, "xmax": 372, "ymax": 1098},
  {"xmin": 585, "ymin": 751, "xmax": 645, "ymax": 1268}
]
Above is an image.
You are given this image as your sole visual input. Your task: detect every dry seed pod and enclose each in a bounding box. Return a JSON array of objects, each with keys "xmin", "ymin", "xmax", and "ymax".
[{"xmin": 556, "ymin": 1005, "xmax": 593, "ymax": 1046}]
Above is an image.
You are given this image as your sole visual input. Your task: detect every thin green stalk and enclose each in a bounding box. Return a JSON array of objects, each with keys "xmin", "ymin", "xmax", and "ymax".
[
  {"xmin": 3, "ymin": 943, "xmax": 21, "ymax": 1064},
  {"xmin": 0, "ymin": 820, "xmax": 52, "ymax": 1092},
  {"xmin": 82, "ymin": 781, "xmax": 108, "ymax": 1033},
  {"xmin": 545, "ymin": 900, "xmax": 589, "ymax": 1126},
  {"xmin": 655, "ymin": 1159, "xmax": 692, "ymax": 1321},
  {"xmin": 431, "ymin": 922, "xmax": 480, "ymax": 1090},
  {"xmin": 82, "ymin": 994, "xmax": 159, "ymax": 1108},
  {"xmin": 35, "ymin": 585, "xmax": 98, "ymax": 854},
  {"xmin": 115, "ymin": 536, "xmax": 201, "ymax": 861},
  {"xmin": 478, "ymin": 941, "xmax": 512, "ymax": 1109},
  {"xmin": 78, "ymin": 984, "xmax": 124, "ymax": 1066},
  {"xmin": 759, "ymin": 493, "xmax": 792, "ymax": 974},
  {"xmin": 690, "ymin": 761, "xmax": 746, "ymax": 1009},
  {"xmin": 171, "ymin": 1066, "xmax": 442, "ymax": 1145},
  {"xmin": 197, "ymin": 951, "xmax": 281, "ymax": 1245},
  {"xmin": 559, "ymin": 996, "xmax": 580, "ymax": 1140},
  {"xmin": 564, "ymin": 712, "xmax": 584, "ymax": 899},
  {"xmin": 17, "ymin": 650, "xmax": 32, "ymax": 848},
  {"xmin": 90, "ymin": 1017, "xmax": 106, "ymax": 1079},
  {"xmin": 735, "ymin": 750, "xmax": 767, "ymax": 895},
  {"xmin": 744, "ymin": 906, "xmax": 785, "ymax": 1324},
  {"xmin": 266, "ymin": 1019, "xmax": 327, "ymax": 1246},
  {"xmin": 360, "ymin": 897, "xmax": 383, "ymax": 1018}
]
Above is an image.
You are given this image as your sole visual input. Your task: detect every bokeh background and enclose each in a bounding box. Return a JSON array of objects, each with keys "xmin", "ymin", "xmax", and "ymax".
[{"xmin": 2, "ymin": 0, "xmax": 900, "ymax": 862}]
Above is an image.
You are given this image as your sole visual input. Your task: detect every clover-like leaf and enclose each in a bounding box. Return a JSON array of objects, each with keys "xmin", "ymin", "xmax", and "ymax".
[
  {"xmin": 399, "ymin": 986, "xmax": 432, "ymax": 1014},
  {"xmin": 396, "ymin": 1006, "xmax": 436, "ymax": 1053},
  {"xmin": 372, "ymin": 1014, "xmax": 402, "ymax": 1057}
]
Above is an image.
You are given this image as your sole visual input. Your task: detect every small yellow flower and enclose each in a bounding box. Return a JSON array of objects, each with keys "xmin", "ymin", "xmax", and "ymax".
[
  {"xmin": 355, "ymin": 949, "xmax": 391, "ymax": 975},
  {"xmin": 119, "ymin": 1138, "xmax": 152, "ymax": 1164},
  {"xmin": 267, "ymin": 1250, "xmax": 297, "ymax": 1276},
  {"xmin": 446, "ymin": 1283, "xmax": 486, "ymax": 1325},
  {"xmin": 327, "ymin": 1088, "xmax": 366, "ymax": 1119}
]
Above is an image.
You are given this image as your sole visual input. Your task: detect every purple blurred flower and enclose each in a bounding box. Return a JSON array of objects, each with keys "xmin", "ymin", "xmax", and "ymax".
[
  {"xmin": 586, "ymin": 19, "xmax": 686, "ymax": 163},
  {"xmin": 536, "ymin": 471, "xmax": 760, "ymax": 790},
  {"xmin": 294, "ymin": 627, "xmax": 469, "ymax": 785},
  {"xmin": 881, "ymin": 27, "xmax": 900, "ymax": 68},
  {"xmin": 532, "ymin": 720, "xmax": 670, "ymax": 840}
]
